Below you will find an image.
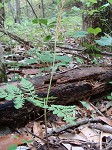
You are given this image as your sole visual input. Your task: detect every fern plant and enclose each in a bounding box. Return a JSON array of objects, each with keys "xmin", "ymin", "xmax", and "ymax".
[
  {"xmin": 0, "ymin": 77, "xmax": 76, "ymax": 124},
  {"xmin": 0, "ymin": 78, "xmax": 44, "ymax": 109},
  {"xmin": 47, "ymin": 105, "xmax": 76, "ymax": 124}
]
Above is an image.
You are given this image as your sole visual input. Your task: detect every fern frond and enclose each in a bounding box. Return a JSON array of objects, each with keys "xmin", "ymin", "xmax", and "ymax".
[
  {"xmin": 0, "ymin": 88, "xmax": 7, "ymax": 98},
  {"xmin": 20, "ymin": 78, "xmax": 34, "ymax": 91},
  {"xmin": 48, "ymin": 105, "xmax": 76, "ymax": 124},
  {"xmin": 0, "ymin": 78, "xmax": 44, "ymax": 109},
  {"xmin": 20, "ymin": 78, "xmax": 35, "ymax": 97},
  {"xmin": 20, "ymin": 78, "xmax": 44, "ymax": 107},
  {"xmin": 14, "ymin": 95, "xmax": 25, "ymax": 109},
  {"xmin": 6, "ymin": 84, "xmax": 25, "ymax": 108},
  {"xmin": 6, "ymin": 84, "xmax": 22, "ymax": 100},
  {"xmin": 29, "ymin": 98, "xmax": 44, "ymax": 107}
]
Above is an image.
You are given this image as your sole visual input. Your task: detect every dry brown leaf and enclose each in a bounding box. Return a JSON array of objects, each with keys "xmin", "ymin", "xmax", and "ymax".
[
  {"xmin": 62, "ymin": 143, "xmax": 84, "ymax": 150},
  {"xmin": 22, "ymin": 69, "xmax": 39, "ymax": 75},
  {"xmin": 33, "ymin": 121, "xmax": 44, "ymax": 144},
  {"xmin": 59, "ymin": 132, "xmax": 87, "ymax": 142},
  {"xmin": 0, "ymin": 134, "xmax": 32, "ymax": 150},
  {"xmin": 106, "ymin": 107, "xmax": 112, "ymax": 116},
  {"xmin": 81, "ymin": 126, "xmax": 100, "ymax": 142},
  {"xmin": 98, "ymin": 116, "xmax": 112, "ymax": 126}
]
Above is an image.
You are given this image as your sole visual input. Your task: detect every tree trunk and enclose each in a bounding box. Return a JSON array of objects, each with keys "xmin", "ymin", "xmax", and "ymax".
[
  {"xmin": 0, "ymin": 66, "xmax": 112, "ymax": 127},
  {"xmin": 8, "ymin": 1, "xmax": 15, "ymax": 22},
  {"xmin": 41, "ymin": 0, "xmax": 45, "ymax": 18},
  {"xmin": 26, "ymin": 0, "xmax": 29, "ymax": 18},
  {"xmin": 15, "ymin": 0, "xmax": 20, "ymax": 23},
  {"xmin": 0, "ymin": 0, "xmax": 5, "ymax": 28}
]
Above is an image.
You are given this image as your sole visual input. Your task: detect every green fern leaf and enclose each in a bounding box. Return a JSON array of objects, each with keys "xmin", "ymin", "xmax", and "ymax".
[
  {"xmin": 48, "ymin": 105, "xmax": 76, "ymax": 124},
  {"xmin": 14, "ymin": 95, "xmax": 25, "ymax": 109},
  {"xmin": 6, "ymin": 84, "xmax": 25, "ymax": 108},
  {"xmin": 20, "ymin": 78, "xmax": 34, "ymax": 90},
  {"xmin": 6, "ymin": 85, "xmax": 18, "ymax": 100},
  {"xmin": 0, "ymin": 88, "xmax": 7, "ymax": 98},
  {"xmin": 0, "ymin": 78, "xmax": 44, "ymax": 109},
  {"xmin": 20, "ymin": 78, "xmax": 35, "ymax": 97}
]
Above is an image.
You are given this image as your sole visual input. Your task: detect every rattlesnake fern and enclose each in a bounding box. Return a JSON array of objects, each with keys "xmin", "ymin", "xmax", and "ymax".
[
  {"xmin": 0, "ymin": 78, "xmax": 44, "ymax": 109},
  {"xmin": 0, "ymin": 78, "xmax": 76, "ymax": 123}
]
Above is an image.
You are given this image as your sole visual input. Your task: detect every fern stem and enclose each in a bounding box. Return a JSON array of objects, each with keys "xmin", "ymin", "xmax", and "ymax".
[{"xmin": 44, "ymin": 1, "xmax": 64, "ymax": 149}]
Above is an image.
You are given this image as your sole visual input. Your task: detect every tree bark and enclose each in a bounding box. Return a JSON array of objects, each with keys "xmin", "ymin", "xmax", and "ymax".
[
  {"xmin": 8, "ymin": 1, "xmax": 15, "ymax": 22},
  {"xmin": 0, "ymin": 0, "xmax": 5, "ymax": 28},
  {"xmin": 0, "ymin": 66, "xmax": 112, "ymax": 127},
  {"xmin": 15, "ymin": 0, "xmax": 20, "ymax": 23},
  {"xmin": 41, "ymin": 0, "xmax": 45, "ymax": 18}
]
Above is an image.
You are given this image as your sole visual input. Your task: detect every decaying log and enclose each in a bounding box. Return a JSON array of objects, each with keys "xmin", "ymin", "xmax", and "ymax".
[{"xmin": 0, "ymin": 66, "xmax": 112, "ymax": 127}]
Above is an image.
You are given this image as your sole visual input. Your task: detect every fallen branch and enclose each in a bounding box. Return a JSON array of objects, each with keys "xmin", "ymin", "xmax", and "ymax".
[
  {"xmin": 89, "ymin": 124, "xmax": 112, "ymax": 134},
  {"xmin": 57, "ymin": 46, "xmax": 112, "ymax": 57},
  {"xmin": 47, "ymin": 118, "xmax": 103, "ymax": 137},
  {"xmin": 0, "ymin": 66, "xmax": 112, "ymax": 127},
  {"xmin": 0, "ymin": 28, "xmax": 34, "ymax": 48}
]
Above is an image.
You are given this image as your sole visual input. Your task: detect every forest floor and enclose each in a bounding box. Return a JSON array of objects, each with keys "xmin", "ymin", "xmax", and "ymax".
[{"xmin": 0, "ymin": 37, "xmax": 112, "ymax": 150}]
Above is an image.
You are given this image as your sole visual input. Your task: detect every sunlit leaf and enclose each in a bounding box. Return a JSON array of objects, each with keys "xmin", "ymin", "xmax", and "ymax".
[
  {"xmin": 0, "ymin": 3, "xmax": 4, "ymax": 8},
  {"xmin": 56, "ymin": 55, "xmax": 73, "ymax": 63},
  {"xmin": 108, "ymin": 0, "xmax": 112, "ymax": 4},
  {"xmin": 84, "ymin": 0, "xmax": 97, "ymax": 3},
  {"xmin": 87, "ymin": 27, "xmax": 102, "ymax": 36},
  {"xmin": 99, "ymin": 3, "xmax": 110, "ymax": 11},
  {"xmin": 88, "ymin": 10, "xmax": 99, "ymax": 15}
]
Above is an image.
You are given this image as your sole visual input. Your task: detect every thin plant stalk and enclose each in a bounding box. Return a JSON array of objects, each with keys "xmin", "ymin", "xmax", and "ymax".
[{"xmin": 43, "ymin": 1, "xmax": 64, "ymax": 149}]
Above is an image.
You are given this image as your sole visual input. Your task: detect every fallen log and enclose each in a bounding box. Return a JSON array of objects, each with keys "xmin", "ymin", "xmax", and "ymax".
[{"xmin": 0, "ymin": 66, "xmax": 112, "ymax": 127}]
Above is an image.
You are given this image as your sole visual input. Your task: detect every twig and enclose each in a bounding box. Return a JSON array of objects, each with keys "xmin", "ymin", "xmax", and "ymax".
[
  {"xmin": 26, "ymin": 0, "xmax": 38, "ymax": 19},
  {"xmin": 57, "ymin": 46, "xmax": 86, "ymax": 51},
  {"xmin": 90, "ymin": 51, "xmax": 112, "ymax": 57},
  {"xmin": 47, "ymin": 118, "xmax": 103, "ymax": 137},
  {"xmin": 57, "ymin": 46, "xmax": 112, "ymax": 56},
  {"xmin": 0, "ymin": 28, "xmax": 34, "ymax": 47},
  {"xmin": 89, "ymin": 124, "xmax": 112, "ymax": 134},
  {"xmin": 62, "ymin": 50, "xmax": 91, "ymax": 61},
  {"xmin": 100, "ymin": 131, "xmax": 103, "ymax": 150},
  {"xmin": 89, "ymin": 103, "xmax": 105, "ymax": 117},
  {"xmin": 26, "ymin": 0, "xmax": 47, "ymax": 36}
]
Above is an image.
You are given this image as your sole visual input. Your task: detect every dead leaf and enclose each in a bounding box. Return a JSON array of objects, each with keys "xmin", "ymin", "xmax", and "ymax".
[
  {"xmin": 62, "ymin": 143, "xmax": 84, "ymax": 150},
  {"xmin": 99, "ymin": 116, "xmax": 112, "ymax": 126},
  {"xmin": 0, "ymin": 134, "xmax": 32, "ymax": 150},
  {"xmin": 59, "ymin": 132, "xmax": 87, "ymax": 142},
  {"xmin": 106, "ymin": 107, "xmax": 112, "ymax": 117},
  {"xmin": 81, "ymin": 126, "xmax": 100, "ymax": 142},
  {"xmin": 33, "ymin": 121, "xmax": 44, "ymax": 144},
  {"xmin": 22, "ymin": 69, "xmax": 39, "ymax": 75}
]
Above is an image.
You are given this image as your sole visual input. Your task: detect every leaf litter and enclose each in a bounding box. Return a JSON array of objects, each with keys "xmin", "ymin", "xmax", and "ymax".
[{"xmin": 0, "ymin": 38, "xmax": 112, "ymax": 150}]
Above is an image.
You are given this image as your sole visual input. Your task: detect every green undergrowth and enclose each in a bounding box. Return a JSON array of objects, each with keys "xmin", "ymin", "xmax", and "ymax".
[{"xmin": 0, "ymin": 78, "xmax": 76, "ymax": 124}]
